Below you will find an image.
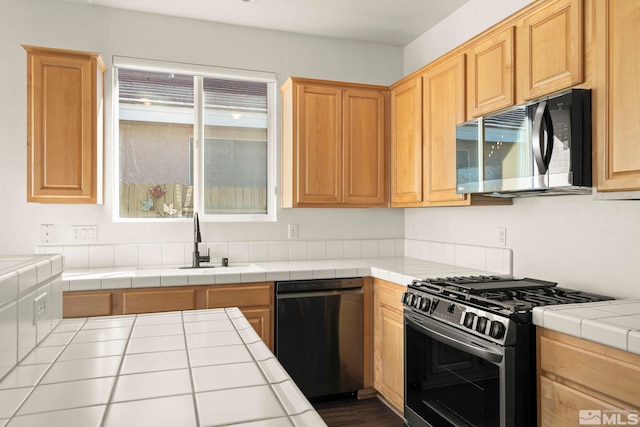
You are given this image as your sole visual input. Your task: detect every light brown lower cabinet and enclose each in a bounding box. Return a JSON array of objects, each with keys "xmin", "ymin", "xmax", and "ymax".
[
  {"xmin": 537, "ymin": 328, "xmax": 640, "ymax": 427},
  {"xmin": 63, "ymin": 282, "xmax": 274, "ymax": 349},
  {"xmin": 373, "ymin": 278, "xmax": 405, "ymax": 412}
]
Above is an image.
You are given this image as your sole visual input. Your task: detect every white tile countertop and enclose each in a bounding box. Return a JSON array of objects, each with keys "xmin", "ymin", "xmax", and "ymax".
[
  {"xmin": 0, "ymin": 307, "xmax": 326, "ymax": 427},
  {"xmin": 533, "ymin": 300, "xmax": 640, "ymax": 356},
  {"xmin": 61, "ymin": 257, "xmax": 503, "ymax": 292}
]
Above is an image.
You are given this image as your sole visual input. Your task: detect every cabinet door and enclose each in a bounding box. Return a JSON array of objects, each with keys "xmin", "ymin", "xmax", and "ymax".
[
  {"xmin": 390, "ymin": 77, "xmax": 423, "ymax": 206},
  {"xmin": 343, "ymin": 88, "xmax": 387, "ymax": 205},
  {"xmin": 539, "ymin": 377, "xmax": 626, "ymax": 427},
  {"xmin": 423, "ymin": 55, "xmax": 467, "ymax": 204},
  {"xmin": 24, "ymin": 46, "xmax": 104, "ymax": 203},
  {"xmin": 519, "ymin": 0, "xmax": 583, "ymax": 100},
  {"xmin": 296, "ymin": 84, "xmax": 343, "ymax": 204},
  {"xmin": 373, "ymin": 279, "xmax": 405, "ymax": 412},
  {"xmin": 595, "ymin": 0, "xmax": 640, "ymax": 192},
  {"xmin": 467, "ymin": 26, "xmax": 515, "ymax": 117},
  {"xmin": 122, "ymin": 288, "xmax": 196, "ymax": 314},
  {"xmin": 63, "ymin": 291, "xmax": 112, "ymax": 318},
  {"xmin": 241, "ymin": 307, "xmax": 273, "ymax": 350}
]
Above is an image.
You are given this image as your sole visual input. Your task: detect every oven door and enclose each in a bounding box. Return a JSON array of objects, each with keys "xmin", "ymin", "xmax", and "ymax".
[{"xmin": 404, "ymin": 311, "xmax": 519, "ymax": 427}]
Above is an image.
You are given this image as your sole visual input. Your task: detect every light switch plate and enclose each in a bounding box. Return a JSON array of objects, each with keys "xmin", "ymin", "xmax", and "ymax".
[{"xmin": 288, "ymin": 224, "xmax": 299, "ymax": 240}]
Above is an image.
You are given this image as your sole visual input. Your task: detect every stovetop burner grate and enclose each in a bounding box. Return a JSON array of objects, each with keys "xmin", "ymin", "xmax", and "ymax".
[{"xmin": 409, "ymin": 276, "xmax": 614, "ymax": 314}]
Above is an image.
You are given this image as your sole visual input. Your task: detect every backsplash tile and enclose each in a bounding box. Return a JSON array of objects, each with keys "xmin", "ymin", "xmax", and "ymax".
[
  {"xmin": 37, "ymin": 238, "xmax": 509, "ymax": 276},
  {"xmin": 267, "ymin": 242, "xmax": 288, "ymax": 262},
  {"xmin": 468, "ymin": 246, "xmax": 486, "ymax": 270},
  {"xmin": 403, "ymin": 239, "xmax": 513, "ymax": 276},
  {"xmin": 89, "ymin": 246, "xmax": 114, "ymax": 269},
  {"xmin": 114, "ymin": 245, "xmax": 138, "ymax": 267},
  {"xmin": 344, "ymin": 240, "xmax": 362, "ymax": 259},
  {"xmin": 361, "ymin": 240, "xmax": 379, "ymax": 258},
  {"xmin": 207, "ymin": 243, "xmax": 229, "ymax": 262},
  {"xmin": 307, "ymin": 241, "xmax": 326, "ymax": 261},
  {"xmin": 248, "ymin": 242, "xmax": 269, "ymax": 262},
  {"xmin": 325, "ymin": 240, "xmax": 344, "ymax": 259},
  {"xmin": 288, "ymin": 241, "xmax": 308, "ymax": 262},
  {"xmin": 228, "ymin": 242, "xmax": 249, "ymax": 264},
  {"xmin": 62, "ymin": 246, "xmax": 89, "ymax": 270},
  {"xmin": 161, "ymin": 243, "xmax": 185, "ymax": 267},
  {"xmin": 442, "ymin": 243, "xmax": 456, "ymax": 265},
  {"xmin": 454, "ymin": 245, "xmax": 470, "ymax": 268},
  {"xmin": 138, "ymin": 244, "xmax": 162, "ymax": 267},
  {"xmin": 378, "ymin": 239, "xmax": 396, "ymax": 257}
]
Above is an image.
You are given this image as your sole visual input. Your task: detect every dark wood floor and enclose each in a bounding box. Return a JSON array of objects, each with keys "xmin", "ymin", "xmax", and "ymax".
[{"xmin": 313, "ymin": 397, "xmax": 405, "ymax": 427}]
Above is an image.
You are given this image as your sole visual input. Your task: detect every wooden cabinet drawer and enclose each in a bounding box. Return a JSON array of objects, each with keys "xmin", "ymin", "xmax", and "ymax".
[
  {"xmin": 205, "ymin": 283, "xmax": 272, "ymax": 308},
  {"xmin": 63, "ymin": 291, "xmax": 112, "ymax": 318},
  {"xmin": 539, "ymin": 332, "xmax": 640, "ymax": 406},
  {"xmin": 122, "ymin": 288, "xmax": 196, "ymax": 314}
]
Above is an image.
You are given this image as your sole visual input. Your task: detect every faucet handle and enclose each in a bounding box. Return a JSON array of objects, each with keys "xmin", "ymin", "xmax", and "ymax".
[{"xmin": 203, "ymin": 248, "xmax": 211, "ymax": 263}]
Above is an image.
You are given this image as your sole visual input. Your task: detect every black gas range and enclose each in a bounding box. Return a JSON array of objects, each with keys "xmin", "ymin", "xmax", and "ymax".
[
  {"xmin": 402, "ymin": 275, "xmax": 614, "ymax": 427},
  {"xmin": 402, "ymin": 275, "xmax": 613, "ymax": 347}
]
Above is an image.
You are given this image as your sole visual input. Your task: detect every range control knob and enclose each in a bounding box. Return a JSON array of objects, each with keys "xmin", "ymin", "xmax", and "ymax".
[
  {"xmin": 489, "ymin": 321, "xmax": 506, "ymax": 339},
  {"xmin": 402, "ymin": 293, "xmax": 414, "ymax": 306},
  {"xmin": 412, "ymin": 296, "xmax": 422, "ymax": 309},
  {"xmin": 463, "ymin": 312, "xmax": 476, "ymax": 329},
  {"xmin": 475, "ymin": 316, "xmax": 489, "ymax": 334},
  {"xmin": 419, "ymin": 297, "xmax": 430, "ymax": 311},
  {"xmin": 447, "ymin": 304, "xmax": 456, "ymax": 314}
]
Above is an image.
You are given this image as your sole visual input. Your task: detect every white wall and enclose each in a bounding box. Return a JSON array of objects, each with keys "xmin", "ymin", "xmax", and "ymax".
[
  {"xmin": 0, "ymin": 0, "xmax": 404, "ymax": 255},
  {"xmin": 403, "ymin": 0, "xmax": 532, "ymax": 74},
  {"xmin": 403, "ymin": 0, "xmax": 640, "ymax": 299}
]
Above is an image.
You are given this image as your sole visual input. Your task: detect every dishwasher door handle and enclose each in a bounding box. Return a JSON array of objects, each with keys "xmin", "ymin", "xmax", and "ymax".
[{"xmin": 276, "ymin": 288, "xmax": 363, "ymax": 299}]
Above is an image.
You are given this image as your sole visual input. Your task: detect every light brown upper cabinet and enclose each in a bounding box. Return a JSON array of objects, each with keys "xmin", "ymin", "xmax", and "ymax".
[
  {"xmin": 518, "ymin": 0, "xmax": 583, "ymax": 101},
  {"xmin": 594, "ymin": 0, "xmax": 640, "ymax": 192},
  {"xmin": 466, "ymin": 26, "xmax": 515, "ymax": 117},
  {"xmin": 281, "ymin": 77, "xmax": 388, "ymax": 208},
  {"xmin": 389, "ymin": 57, "xmax": 511, "ymax": 208},
  {"xmin": 390, "ymin": 76, "xmax": 423, "ymax": 207},
  {"xmin": 422, "ymin": 55, "xmax": 468, "ymax": 205},
  {"xmin": 24, "ymin": 46, "xmax": 105, "ymax": 204}
]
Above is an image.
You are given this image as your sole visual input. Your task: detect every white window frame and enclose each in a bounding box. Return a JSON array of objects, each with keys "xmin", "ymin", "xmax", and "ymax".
[{"xmin": 112, "ymin": 56, "xmax": 277, "ymax": 223}]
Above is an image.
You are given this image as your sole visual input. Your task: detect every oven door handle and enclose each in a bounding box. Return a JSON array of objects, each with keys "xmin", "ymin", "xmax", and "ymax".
[{"xmin": 406, "ymin": 313, "xmax": 504, "ymax": 364}]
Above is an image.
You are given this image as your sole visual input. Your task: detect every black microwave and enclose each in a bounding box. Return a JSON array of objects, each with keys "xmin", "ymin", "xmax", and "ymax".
[{"xmin": 455, "ymin": 89, "xmax": 591, "ymax": 196}]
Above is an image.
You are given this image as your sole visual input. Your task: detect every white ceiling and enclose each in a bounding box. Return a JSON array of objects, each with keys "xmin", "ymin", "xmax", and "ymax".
[{"xmin": 58, "ymin": 0, "xmax": 470, "ymax": 46}]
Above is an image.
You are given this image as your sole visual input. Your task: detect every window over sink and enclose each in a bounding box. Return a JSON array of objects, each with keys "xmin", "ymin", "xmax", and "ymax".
[{"xmin": 113, "ymin": 56, "xmax": 277, "ymax": 222}]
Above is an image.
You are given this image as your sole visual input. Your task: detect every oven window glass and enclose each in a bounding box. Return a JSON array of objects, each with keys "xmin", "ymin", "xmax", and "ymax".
[{"xmin": 405, "ymin": 321, "xmax": 500, "ymax": 427}]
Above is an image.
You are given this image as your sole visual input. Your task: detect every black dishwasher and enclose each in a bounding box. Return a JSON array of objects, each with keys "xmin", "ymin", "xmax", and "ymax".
[{"xmin": 275, "ymin": 278, "xmax": 364, "ymax": 400}]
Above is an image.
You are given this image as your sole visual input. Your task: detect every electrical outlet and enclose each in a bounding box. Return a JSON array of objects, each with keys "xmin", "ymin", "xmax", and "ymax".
[
  {"xmin": 33, "ymin": 293, "xmax": 47, "ymax": 325},
  {"xmin": 410, "ymin": 224, "xmax": 417, "ymax": 239},
  {"xmin": 70, "ymin": 225, "xmax": 97, "ymax": 243},
  {"xmin": 497, "ymin": 227, "xmax": 507, "ymax": 247},
  {"xmin": 288, "ymin": 224, "xmax": 299, "ymax": 240},
  {"xmin": 40, "ymin": 224, "xmax": 53, "ymax": 243}
]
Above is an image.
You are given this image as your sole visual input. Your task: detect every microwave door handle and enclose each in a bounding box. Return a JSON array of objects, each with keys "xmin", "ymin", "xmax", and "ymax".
[
  {"xmin": 542, "ymin": 106, "xmax": 554, "ymax": 169},
  {"xmin": 532, "ymin": 101, "xmax": 550, "ymax": 174}
]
